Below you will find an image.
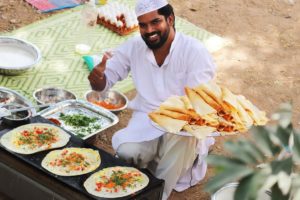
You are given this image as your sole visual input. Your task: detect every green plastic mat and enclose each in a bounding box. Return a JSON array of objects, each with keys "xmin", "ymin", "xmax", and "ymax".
[{"xmin": 0, "ymin": 0, "xmax": 224, "ymax": 102}]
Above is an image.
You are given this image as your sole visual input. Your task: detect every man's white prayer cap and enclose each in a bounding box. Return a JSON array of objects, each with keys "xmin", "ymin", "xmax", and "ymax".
[{"xmin": 135, "ymin": 0, "xmax": 168, "ymax": 17}]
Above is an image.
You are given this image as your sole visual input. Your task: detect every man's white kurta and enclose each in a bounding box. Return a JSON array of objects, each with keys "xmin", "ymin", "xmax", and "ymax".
[
  {"xmin": 102, "ymin": 32, "xmax": 216, "ymax": 190},
  {"xmin": 105, "ymin": 32, "xmax": 215, "ymax": 114}
]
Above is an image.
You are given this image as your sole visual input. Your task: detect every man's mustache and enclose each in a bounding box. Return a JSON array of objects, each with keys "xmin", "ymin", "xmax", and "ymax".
[{"xmin": 144, "ymin": 31, "xmax": 160, "ymax": 38}]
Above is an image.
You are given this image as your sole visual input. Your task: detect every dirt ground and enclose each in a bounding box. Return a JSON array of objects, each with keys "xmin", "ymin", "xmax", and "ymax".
[{"xmin": 1, "ymin": 0, "xmax": 300, "ymax": 199}]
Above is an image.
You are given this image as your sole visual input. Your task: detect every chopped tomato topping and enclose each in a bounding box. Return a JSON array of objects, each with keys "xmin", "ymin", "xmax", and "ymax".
[
  {"xmin": 16, "ymin": 127, "xmax": 58, "ymax": 149},
  {"xmin": 50, "ymin": 151, "xmax": 89, "ymax": 172},
  {"xmin": 95, "ymin": 169, "xmax": 143, "ymax": 192}
]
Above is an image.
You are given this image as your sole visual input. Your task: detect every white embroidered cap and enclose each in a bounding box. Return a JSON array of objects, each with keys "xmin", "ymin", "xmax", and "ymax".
[{"xmin": 135, "ymin": 0, "xmax": 168, "ymax": 17}]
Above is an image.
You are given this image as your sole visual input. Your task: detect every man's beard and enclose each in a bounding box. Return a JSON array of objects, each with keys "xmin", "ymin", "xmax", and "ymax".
[{"xmin": 142, "ymin": 27, "xmax": 170, "ymax": 50}]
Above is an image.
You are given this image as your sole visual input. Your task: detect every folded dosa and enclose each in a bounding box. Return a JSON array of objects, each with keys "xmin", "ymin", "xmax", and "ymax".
[
  {"xmin": 149, "ymin": 81, "xmax": 268, "ymax": 137},
  {"xmin": 157, "ymin": 109, "xmax": 191, "ymax": 121},
  {"xmin": 160, "ymin": 96, "xmax": 200, "ymax": 120},
  {"xmin": 221, "ymin": 87, "xmax": 240, "ymax": 111},
  {"xmin": 236, "ymin": 95, "xmax": 268, "ymax": 125},
  {"xmin": 183, "ymin": 125, "xmax": 216, "ymax": 140},
  {"xmin": 180, "ymin": 96, "xmax": 194, "ymax": 110},
  {"xmin": 217, "ymin": 118, "xmax": 237, "ymax": 133},
  {"xmin": 197, "ymin": 81, "xmax": 223, "ymax": 105},
  {"xmin": 236, "ymin": 101, "xmax": 253, "ymax": 128},
  {"xmin": 185, "ymin": 87, "xmax": 217, "ymax": 116},
  {"xmin": 201, "ymin": 114, "xmax": 219, "ymax": 127},
  {"xmin": 160, "ymin": 96, "xmax": 186, "ymax": 110},
  {"xmin": 194, "ymin": 86, "xmax": 223, "ymax": 111},
  {"xmin": 149, "ymin": 112, "xmax": 187, "ymax": 133}
]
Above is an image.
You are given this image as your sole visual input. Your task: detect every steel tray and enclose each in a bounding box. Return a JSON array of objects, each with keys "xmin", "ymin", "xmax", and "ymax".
[{"xmin": 38, "ymin": 100, "xmax": 119, "ymax": 140}]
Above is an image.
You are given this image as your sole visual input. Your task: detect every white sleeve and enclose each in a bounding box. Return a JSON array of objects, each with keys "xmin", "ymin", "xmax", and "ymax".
[
  {"xmin": 185, "ymin": 42, "xmax": 216, "ymax": 87},
  {"xmin": 103, "ymin": 41, "xmax": 132, "ymax": 90}
]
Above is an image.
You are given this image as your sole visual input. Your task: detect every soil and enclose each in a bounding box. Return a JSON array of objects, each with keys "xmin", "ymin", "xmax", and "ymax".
[{"xmin": 1, "ymin": 0, "xmax": 300, "ymax": 199}]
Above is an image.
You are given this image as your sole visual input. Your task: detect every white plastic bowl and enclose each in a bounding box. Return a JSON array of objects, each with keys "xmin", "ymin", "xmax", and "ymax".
[
  {"xmin": 0, "ymin": 36, "xmax": 41, "ymax": 75},
  {"xmin": 211, "ymin": 183, "xmax": 271, "ymax": 200}
]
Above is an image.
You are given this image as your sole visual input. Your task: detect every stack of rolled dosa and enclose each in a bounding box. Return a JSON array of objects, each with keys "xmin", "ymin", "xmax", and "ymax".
[{"xmin": 149, "ymin": 81, "xmax": 268, "ymax": 139}]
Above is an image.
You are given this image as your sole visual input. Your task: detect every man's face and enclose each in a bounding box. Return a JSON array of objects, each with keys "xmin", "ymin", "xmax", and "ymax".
[{"xmin": 138, "ymin": 11, "xmax": 172, "ymax": 50}]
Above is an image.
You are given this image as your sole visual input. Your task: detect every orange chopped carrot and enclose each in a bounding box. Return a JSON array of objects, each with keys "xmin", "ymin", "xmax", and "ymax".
[
  {"xmin": 105, "ymin": 182, "xmax": 116, "ymax": 189},
  {"xmin": 92, "ymin": 100, "xmax": 123, "ymax": 110}
]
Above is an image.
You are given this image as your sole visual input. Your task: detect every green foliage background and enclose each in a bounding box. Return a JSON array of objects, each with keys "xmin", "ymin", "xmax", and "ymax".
[{"xmin": 205, "ymin": 103, "xmax": 300, "ymax": 200}]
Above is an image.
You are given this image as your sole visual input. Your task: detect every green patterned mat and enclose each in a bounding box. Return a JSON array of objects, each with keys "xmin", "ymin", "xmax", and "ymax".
[{"xmin": 0, "ymin": 0, "xmax": 224, "ymax": 102}]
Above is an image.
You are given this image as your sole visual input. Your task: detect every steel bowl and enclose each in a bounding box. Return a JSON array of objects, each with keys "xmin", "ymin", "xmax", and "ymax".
[
  {"xmin": 0, "ymin": 90, "xmax": 16, "ymax": 105},
  {"xmin": 1, "ymin": 104, "xmax": 31, "ymax": 127},
  {"xmin": 85, "ymin": 90, "xmax": 128, "ymax": 113},
  {"xmin": 0, "ymin": 87, "xmax": 37, "ymax": 116},
  {"xmin": 33, "ymin": 87, "xmax": 77, "ymax": 105},
  {"xmin": 211, "ymin": 182, "xmax": 271, "ymax": 200},
  {"xmin": 0, "ymin": 36, "xmax": 41, "ymax": 75}
]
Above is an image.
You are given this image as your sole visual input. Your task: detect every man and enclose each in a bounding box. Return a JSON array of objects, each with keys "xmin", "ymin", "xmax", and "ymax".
[{"xmin": 88, "ymin": 0, "xmax": 216, "ymax": 199}]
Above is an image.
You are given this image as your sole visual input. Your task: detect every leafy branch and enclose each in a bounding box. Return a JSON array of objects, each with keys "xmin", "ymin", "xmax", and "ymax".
[{"xmin": 205, "ymin": 103, "xmax": 300, "ymax": 200}]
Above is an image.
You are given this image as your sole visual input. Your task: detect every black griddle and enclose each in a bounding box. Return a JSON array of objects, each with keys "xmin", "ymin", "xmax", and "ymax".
[{"xmin": 0, "ymin": 115, "xmax": 164, "ymax": 200}]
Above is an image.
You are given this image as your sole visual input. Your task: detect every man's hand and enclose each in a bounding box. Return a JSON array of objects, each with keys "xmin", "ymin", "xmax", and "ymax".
[{"xmin": 88, "ymin": 52, "xmax": 113, "ymax": 91}]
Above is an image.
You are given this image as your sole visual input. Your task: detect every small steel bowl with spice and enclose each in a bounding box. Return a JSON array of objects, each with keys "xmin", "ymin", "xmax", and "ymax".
[{"xmin": 85, "ymin": 90, "xmax": 128, "ymax": 113}]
